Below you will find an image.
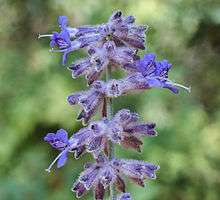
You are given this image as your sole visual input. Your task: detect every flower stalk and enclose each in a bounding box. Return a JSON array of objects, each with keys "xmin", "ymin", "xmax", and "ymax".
[{"xmin": 106, "ymin": 65, "xmax": 116, "ymax": 200}]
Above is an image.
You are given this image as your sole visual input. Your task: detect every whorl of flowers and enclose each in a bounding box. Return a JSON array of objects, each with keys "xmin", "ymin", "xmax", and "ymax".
[{"xmin": 39, "ymin": 11, "xmax": 189, "ymax": 200}]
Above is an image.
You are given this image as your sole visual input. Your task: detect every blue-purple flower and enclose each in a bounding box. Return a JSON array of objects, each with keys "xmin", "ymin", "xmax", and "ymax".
[
  {"xmin": 59, "ymin": 109, "xmax": 157, "ymax": 158},
  {"xmin": 39, "ymin": 16, "xmax": 82, "ymax": 64},
  {"xmin": 72, "ymin": 155, "xmax": 159, "ymax": 199},
  {"xmin": 44, "ymin": 129, "xmax": 70, "ymax": 171},
  {"xmin": 69, "ymin": 41, "xmax": 138, "ymax": 84},
  {"xmin": 39, "ymin": 11, "xmax": 146, "ymax": 65},
  {"xmin": 67, "ymin": 84, "xmax": 105, "ymax": 124},
  {"xmin": 67, "ymin": 69, "xmax": 189, "ymax": 122},
  {"xmin": 106, "ymin": 11, "xmax": 147, "ymax": 49},
  {"xmin": 125, "ymin": 53, "xmax": 190, "ymax": 93},
  {"xmin": 44, "ymin": 129, "xmax": 86, "ymax": 172},
  {"xmin": 44, "ymin": 109, "xmax": 157, "ymax": 172},
  {"xmin": 117, "ymin": 193, "xmax": 133, "ymax": 200}
]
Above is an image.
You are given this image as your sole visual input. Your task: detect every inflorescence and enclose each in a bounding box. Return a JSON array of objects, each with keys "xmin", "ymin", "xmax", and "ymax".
[{"xmin": 39, "ymin": 11, "xmax": 189, "ymax": 200}]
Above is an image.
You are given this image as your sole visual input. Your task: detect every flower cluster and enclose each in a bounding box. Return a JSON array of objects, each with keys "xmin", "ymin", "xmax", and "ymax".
[
  {"xmin": 39, "ymin": 11, "xmax": 146, "ymax": 66},
  {"xmin": 44, "ymin": 109, "xmax": 157, "ymax": 172},
  {"xmin": 40, "ymin": 11, "xmax": 189, "ymax": 200},
  {"xmin": 69, "ymin": 41, "xmax": 138, "ymax": 85},
  {"xmin": 72, "ymin": 155, "xmax": 159, "ymax": 198},
  {"xmin": 67, "ymin": 54, "xmax": 190, "ymax": 123}
]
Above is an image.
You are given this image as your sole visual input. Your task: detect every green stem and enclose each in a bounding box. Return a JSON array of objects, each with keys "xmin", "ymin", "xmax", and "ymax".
[{"xmin": 106, "ymin": 66, "xmax": 116, "ymax": 200}]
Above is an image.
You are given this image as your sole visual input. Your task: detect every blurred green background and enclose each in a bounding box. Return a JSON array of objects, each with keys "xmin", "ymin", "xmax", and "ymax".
[{"xmin": 1, "ymin": 0, "xmax": 220, "ymax": 199}]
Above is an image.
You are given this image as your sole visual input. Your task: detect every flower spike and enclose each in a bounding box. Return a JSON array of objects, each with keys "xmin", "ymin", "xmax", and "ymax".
[{"xmin": 40, "ymin": 10, "xmax": 189, "ymax": 200}]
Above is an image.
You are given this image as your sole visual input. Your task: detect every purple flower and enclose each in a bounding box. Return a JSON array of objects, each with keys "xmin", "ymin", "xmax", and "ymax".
[
  {"xmin": 71, "ymin": 11, "xmax": 147, "ymax": 50},
  {"xmin": 39, "ymin": 11, "xmax": 146, "ymax": 65},
  {"xmin": 60, "ymin": 109, "xmax": 156, "ymax": 159},
  {"xmin": 124, "ymin": 53, "xmax": 191, "ymax": 93},
  {"xmin": 106, "ymin": 11, "xmax": 147, "ymax": 49},
  {"xmin": 66, "ymin": 70, "xmax": 189, "ymax": 122},
  {"xmin": 44, "ymin": 129, "xmax": 69, "ymax": 150},
  {"xmin": 137, "ymin": 53, "xmax": 179, "ymax": 93},
  {"xmin": 88, "ymin": 109, "xmax": 157, "ymax": 153},
  {"xmin": 67, "ymin": 74, "xmax": 178, "ymax": 122},
  {"xmin": 71, "ymin": 155, "xmax": 110, "ymax": 199},
  {"xmin": 112, "ymin": 158, "xmax": 160, "ymax": 181},
  {"xmin": 67, "ymin": 82, "xmax": 105, "ymax": 124},
  {"xmin": 112, "ymin": 109, "xmax": 157, "ymax": 151},
  {"xmin": 44, "ymin": 129, "xmax": 70, "ymax": 171},
  {"xmin": 49, "ymin": 30, "xmax": 71, "ymax": 49},
  {"xmin": 48, "ymin": 16, "xmax": 72, "ymax": 50},
  {"xmin": 67, "ymin": 79, "xmax": 135, "ymax": 123},
  {"xmin": 58, "ymin": 121, "xmax": 105, "ymax": 158},
  {"xmin": 105, "ymin": 72, "xmax": 190, "ymax": 97},
  {"xmin": 72, "ymin": 155, "xmax": 159, "ymax": 199},
  {"xmin": 69, "ymin": 41, "xmax": 137, "ymax": 84},
  {"xmin": 38, "ymin": 16, "xmax": 71, "ymax": 51},
  {"xmin": 38, "ymin": 16, "xmax": 72, "ymax": 64},
  {"xmin": 44, "ymin": 129, "xmax": 86, "ymax": 172},
  {"xmin": 117, "ymin": 193, "xmax": 132, "ymax": 200},
  {"xmin": 38, "ymin": 16, "xmax": 90, "ymax": 65},
  {"xmin": 66, "ymin": 72, "xmax": 188, "ymax": 122},
  {"xmin": 71, "ymin": 181, "xmax": 87, "ymax": 198},
  {"xmin": 58, "ymin": 16, "xmax": 68, "ymax": 28}
]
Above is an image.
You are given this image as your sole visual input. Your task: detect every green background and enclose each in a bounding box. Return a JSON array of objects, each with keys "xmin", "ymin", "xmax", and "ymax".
[{"xmin": 1, "ymin": 0, "xmax": 220, "ymax": 199}]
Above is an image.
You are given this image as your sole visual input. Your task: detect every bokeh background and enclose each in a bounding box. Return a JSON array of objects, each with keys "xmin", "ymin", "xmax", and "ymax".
[{"xmin": 1, "ymin": 0, "xmax": 220, "ymax": 199}]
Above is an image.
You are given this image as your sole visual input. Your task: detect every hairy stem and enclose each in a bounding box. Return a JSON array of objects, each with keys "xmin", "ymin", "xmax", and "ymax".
[{"xmin": 106, "ymin": 66, "xmax": 116, "ymax": 200}]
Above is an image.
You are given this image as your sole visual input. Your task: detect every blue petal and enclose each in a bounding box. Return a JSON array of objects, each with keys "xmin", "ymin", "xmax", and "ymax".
[
  {"xmin": 60, "ymin": 30, "xmax": 71, "ymax": 44},
  {"xmin": 142, "ymin": 53, "xmax": 156, "ymax": 66},
  {"xmin": 154, "ymin": 60, "xmax": 172, "ymax": 78},
  {"xmin": 56, "ymin": 129, "xmax": 68, "ymax": 143},
  {"xmin": 147, "ymin": 79, "xmax": 163, "ymax": 88},
  {"xmin": 44, "ymin": 133, "xmax": 56, "ymax": 142},
  {"xmin": 62, "ymin": 51, "xmax": 69, "ymax": 65},
  {"xmin": 137, "ymin": 53, "xmax": 156, "ymax": 76},
  {"xmin": 50, "ymin": 31, "xmax": 70, "ymax": 49},
  {"xmin": 57, "ymin": 150, "xmax": 68, "ymax": 168},
  {"xmin": 49, "ymin": 40, "xmax": 56, "ymax": 48},
  {"xmin": 117, "ymin": 193, "xmax": 132, "ymax": 200},
  {"xmin": 58, "ymin": 16, "xmax": 68, "ymax": 28}
]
